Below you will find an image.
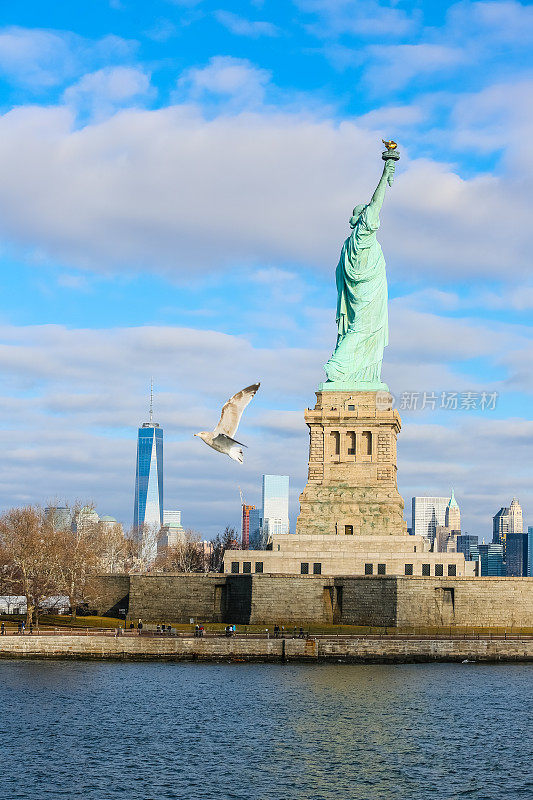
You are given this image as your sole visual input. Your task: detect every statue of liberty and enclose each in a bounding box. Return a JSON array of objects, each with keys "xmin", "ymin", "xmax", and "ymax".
[{"xmin": 321, "ymin": 143, "xmax": 399, "ymax": 391}]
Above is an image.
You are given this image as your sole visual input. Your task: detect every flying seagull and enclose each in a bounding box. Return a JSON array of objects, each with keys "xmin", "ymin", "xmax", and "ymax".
[{"xmin": 194, "ymin": 383, "xmax": 260, "ymax": 464}]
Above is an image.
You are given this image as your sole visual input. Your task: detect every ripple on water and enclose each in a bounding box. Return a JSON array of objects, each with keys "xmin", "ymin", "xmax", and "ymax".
[{"xmin": 0, "ymin": 661, "xmax": 531, "ymax": 800}]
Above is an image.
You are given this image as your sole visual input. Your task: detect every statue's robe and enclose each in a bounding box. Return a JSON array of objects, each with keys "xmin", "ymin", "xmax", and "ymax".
[{"xmin": 324, "ymin": 201, "xmax": 388, "ymax": 385}]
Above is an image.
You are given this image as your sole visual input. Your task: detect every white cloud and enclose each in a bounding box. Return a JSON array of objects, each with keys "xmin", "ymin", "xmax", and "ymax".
[
  {"xmin": 0, "ymin": 26, "xmax": 134, "ymax": 89},
  {"xmin": 477, "ymin": 286, "xmax": 533, "ymax": 312},
  {"xmin": 0, "ymin": 27, "xmax": 78, "ymax": 88},
  {"xmin": 215, "ymin": 10, "xmax": 280, "ymax": 38},
  {"xmin": 364, "ymin": 43, "xmax": 467, "ymax": 90},
  {"xmin": 295, "ymin": 0, "xmax": 418, "ymax": 38},
  {"xmin": 63, "ymin": 66, "xmax": 152, "ymax": 119},
  {"xmin": 357, "ymin": 103, "xmax": 427, "ymax": 129},
  {"xmin": 450, "ymin": 79, "xmax": 533, "ymax": 173},
  {"xmin": 303, "ymin": 0, "xmax": 533, "ymax": 105},
  {"xmin": 0, "ymin": 97, "xmax": 530, "ymax": 285},
  {"xmin": 177, "ymin": 56, "xmax": 271, "ymax": 106},
  {"xmin": 447, "ymin": 0, "xmax": 533, "ymax": 46}
]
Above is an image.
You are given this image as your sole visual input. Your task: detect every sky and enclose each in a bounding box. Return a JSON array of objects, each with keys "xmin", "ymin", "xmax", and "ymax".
[{"xmin": 0, "ymin": 0, "xmax": 532, "ymax": 539}]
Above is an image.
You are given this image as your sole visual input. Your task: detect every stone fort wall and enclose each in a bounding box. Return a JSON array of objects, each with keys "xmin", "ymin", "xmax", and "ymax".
[
  {"xmin": 95, "ymin": 574, "xmax": 533, "ymax": 629},
  {"xmin": 2, "ymin": 635, "xmax": 533, "ymax": 663}
]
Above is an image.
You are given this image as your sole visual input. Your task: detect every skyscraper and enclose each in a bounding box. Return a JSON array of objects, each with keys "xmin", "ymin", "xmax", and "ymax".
[
  {"xmin": 470, "ymin": 543, "xmax": 504, "ymax": 576},
  {"xmin": 241, "ymin": 504, "xmax": 255, "ymax": 549},
  {"xmin": 445, "ymin": 489, "xmax": 461, "ymax": 530},
  {"xmin": 248, "ymin": 508, "xmax": 263, "ymax": 549},
  {"xmin": 45, "ymin": 506, "xmax": 72, "ymax": 531},
  {"xmin": 133, "ymin": 383, "xmax": 163, "ymax": 548},
  {"xmin": 262, "ymin": 474, "xmax": 290, "ymax": 538},
  {"xmin": 159, "ymin": 510, "xmax": 184, "ymax": 549},
  {"xmin": 412, "ymin": 495, "xmax": 451, "ymax": 546},
  {"xmin": 509, "ymin": 498, "xmax": 523, "ymax": 533},
  {"xmin": 456, "ymin": 534, "xmax": 479, "ymax": 561},
  {"xmin": 434, "ymin": 489, "xmax": 462, "ymax": 552},
  {"xmin": 527, "ymin": 527, "xmax": 533, "ymax": 578},
  {"xmin": 505, "ymin": 533, "xmax": 528, "ymax": 577},
  {"xmin": 73, "ymin": 506, "xmax": 99, "ymax": 533},
  {"xmin": 493, "ymin": 498, "xmax": 523, "ymax": 559}
]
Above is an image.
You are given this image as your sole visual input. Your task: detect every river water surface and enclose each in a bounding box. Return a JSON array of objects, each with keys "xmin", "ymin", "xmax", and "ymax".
[{"xmin": 0, "ymin": 660, "xmax": 531, "ymax": 799}]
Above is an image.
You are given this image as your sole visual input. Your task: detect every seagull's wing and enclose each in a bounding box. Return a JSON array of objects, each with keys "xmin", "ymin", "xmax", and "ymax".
[
  {"xmin": 213, "ymin": 434, "xmax": 248, "ymax": 449},
  {"xmin": 213, "ymin": 383, "xmax": 260, "ymax": 439}
]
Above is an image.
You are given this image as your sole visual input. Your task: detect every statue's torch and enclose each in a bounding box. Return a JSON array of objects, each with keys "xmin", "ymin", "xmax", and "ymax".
[{"xmin": 382, "ymin": 139, "xmax": 400, "ymax": 186}]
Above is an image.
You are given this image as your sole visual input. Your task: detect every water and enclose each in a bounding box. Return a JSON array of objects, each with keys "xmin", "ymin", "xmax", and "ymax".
[{"xmin": 0, "ymin": 660, "xmax": 531, "ymax": 799}]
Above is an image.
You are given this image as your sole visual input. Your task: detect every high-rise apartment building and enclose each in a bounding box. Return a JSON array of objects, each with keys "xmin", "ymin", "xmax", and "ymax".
[
  {"xmin": 471, "ymin": 543, "xmax": 504, "ymax": 576},
  {"xmin": 163, "ymin": 510, "xmax": 182, "ymax": 528},
  {"xmin": 509, "ymin": 498, "xmax": 523, "ymax": 533},
  {"xmin": 45, "ymin": 506, "xmax": 72, "ymax": 531},
  {"xmin": 99, "ymin": 515, "xmax": 119, "ymax": 532},
  {"xmin": 434, "ymin": 490, "xmax": 462, "ymax": 552},
  {"xmin": 133, "ymin": 385, "xmax": 163, "ymax": 563},
  {"xmin": 493, "ymin": 506, "xmax": 508, "ymax": 537},
  {"xmin": 241, "ymin": 504, "xmax": 255, "ymax": 549},
  {"xmin": 493, "ymin": 498, "xmax": 523, "ymax": 559},
  {"xmin": 505, "ymin": 533, "xmax": 528, "ymax": 577},
  {"xmin": 412, "ymin": 495, "xmax": 451, "ymax": 546},
  {"xmin": 262, "ymin": 474, "xmax": 290, "ymax": 539},
  {"xmin": 159, "ymin": 509, "xmax": 184, "ymax": 549},
  {"xmin": 245, "ymin": 475, "xmax": 290, "ymax": 549},
  {"xmin": 73, "ymin": 506, "xmax": 99, "ymax": 533},
  {"xmin": 248, "ymin": 508, "xmax": 263, "ymax": 549},
  {"xmin": 456, "ymin": 534, "xmax": 479, "ymax": 561},
  {"xmin": 445, "ymin": 489, "xmax": 461, "ymax": 530},
  {"xmin": 528, "ymin": 527, "xmax": 533, "ymax": 578}
]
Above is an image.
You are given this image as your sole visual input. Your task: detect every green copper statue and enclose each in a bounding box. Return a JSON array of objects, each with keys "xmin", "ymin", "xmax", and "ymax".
[{"xmin": 321, "ymin": 141, "xmax": 400, "ymax": 392}]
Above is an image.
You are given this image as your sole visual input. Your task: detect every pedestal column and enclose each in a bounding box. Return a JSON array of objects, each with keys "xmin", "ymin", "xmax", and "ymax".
[{"xmin": 296, "ymin": 391, "xmax": 406, "ymax": 537}]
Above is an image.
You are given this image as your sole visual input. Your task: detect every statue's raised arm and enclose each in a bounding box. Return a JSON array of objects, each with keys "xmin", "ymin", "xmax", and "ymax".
[
  {"xmin": 321, "ymin": 141, "xmax": 400, "ymax": 392},
  {"xmin": 369, "ymin": 159, "xmax": 395, "ymax": 214}
]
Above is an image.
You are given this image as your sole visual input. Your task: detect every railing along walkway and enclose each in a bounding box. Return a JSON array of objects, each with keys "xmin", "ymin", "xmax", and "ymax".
[{"xmin": 1, "ymin": 628, "xmax": 532, "ymax": 641}]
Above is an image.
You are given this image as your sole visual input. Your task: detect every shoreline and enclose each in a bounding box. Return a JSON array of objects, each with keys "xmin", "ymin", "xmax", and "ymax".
[{"xmin": 1, "ymin": 634, "xmax": 532, "ymax": 663}]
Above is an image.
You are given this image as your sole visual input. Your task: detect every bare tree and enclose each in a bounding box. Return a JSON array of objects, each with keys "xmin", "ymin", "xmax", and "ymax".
[
  {"xmin": 0, "ymin": 506, "xmax": 62, "ymax": 626},
  {"xmin": 209, "ymin": 526, "xmax": 239, "ymax": 572},
  {"xmin": 54, "ymin": 503, "xmax": 112, "ymax": 617},
  {"xmin": 99, "ymin": 521, "xmax": 126, "ymax": 574},
  {"xmin": 121, "ymin": 527, "xmax": 141, "ymax": 573},
  {"xmin": 155, "ymin": 529, "xmax": 208, "ymax": 573}
]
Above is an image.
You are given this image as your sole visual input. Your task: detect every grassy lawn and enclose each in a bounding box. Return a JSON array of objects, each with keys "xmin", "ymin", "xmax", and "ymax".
[
  {"xmin": 0, "ymin": 614, "xmax": 122, "ymax": 629},
  {"xmin": 1, "ymin": 614, "xmax": 531, "ymax": 636}
]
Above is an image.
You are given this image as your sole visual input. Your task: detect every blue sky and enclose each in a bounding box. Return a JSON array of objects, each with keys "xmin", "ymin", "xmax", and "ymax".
[{"xmin": 0, "ymin": 0, "xmax": 532, "ymax": 538}]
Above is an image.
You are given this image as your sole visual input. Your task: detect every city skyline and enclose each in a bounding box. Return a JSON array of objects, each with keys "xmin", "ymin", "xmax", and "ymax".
[
  {"xmin": 29, "ymin": 420, "xmax": 533, "ymax": 541},
  {"xmin": 34, "ymin": 412, "xmax": 533, "ymax": 540},
  {"xmin": 0, "ymin": 1, "xmax": 531, "ymax": 538}
]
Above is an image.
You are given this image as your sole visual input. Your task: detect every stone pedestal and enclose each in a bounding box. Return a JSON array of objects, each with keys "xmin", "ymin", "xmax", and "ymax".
[{"xmin": 296, "ymin": 391, "xmax": 406, "ymax": 537}]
